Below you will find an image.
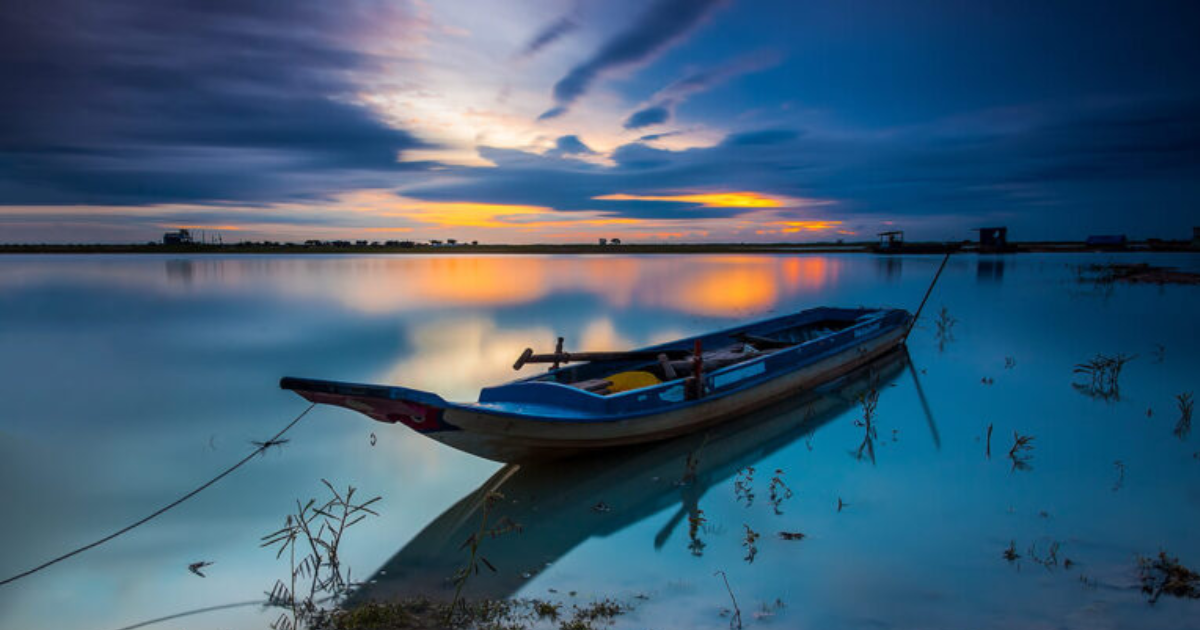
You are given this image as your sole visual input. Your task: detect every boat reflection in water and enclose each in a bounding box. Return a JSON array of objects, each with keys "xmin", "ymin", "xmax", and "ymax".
[{"xmin": 351, "ymin": 348, "xmax": 911, "ymax": 603}]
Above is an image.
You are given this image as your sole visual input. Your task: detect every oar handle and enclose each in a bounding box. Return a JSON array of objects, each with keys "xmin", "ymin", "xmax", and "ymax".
[{"xmin": 513, "ymin": 348, "xmax": 535, "ymax": 370}]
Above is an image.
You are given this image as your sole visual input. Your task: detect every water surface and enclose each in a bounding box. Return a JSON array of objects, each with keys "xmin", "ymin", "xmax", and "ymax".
[{"xmin": 1, "ymin": 253, "xmax": 1198, "ymax": 629}]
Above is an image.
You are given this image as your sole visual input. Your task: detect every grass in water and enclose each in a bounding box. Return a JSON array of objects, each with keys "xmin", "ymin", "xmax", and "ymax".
[
  {"xmin": 261, "ymin": 480, "xmax": 381, "ymax": 630},
  {"xmin": 1138, "ymin": 551, "xmax": 1200, "ymax": 604}
]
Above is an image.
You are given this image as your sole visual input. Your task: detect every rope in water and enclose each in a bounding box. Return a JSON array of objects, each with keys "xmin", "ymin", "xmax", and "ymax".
[{"xmin": 0, "ymin": 402, "xmax": 317, "ymax": 587}]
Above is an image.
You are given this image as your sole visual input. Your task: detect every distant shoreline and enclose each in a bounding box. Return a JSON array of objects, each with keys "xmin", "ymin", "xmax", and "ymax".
[{"xmin": 0, "ymin": 241, "xmax": 1195, "ymax": 255}]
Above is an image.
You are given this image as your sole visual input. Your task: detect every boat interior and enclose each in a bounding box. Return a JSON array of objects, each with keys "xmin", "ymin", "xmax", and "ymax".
[{"xmin": 528, "ymin": 310, "xmax": 874, "ymax": 397}]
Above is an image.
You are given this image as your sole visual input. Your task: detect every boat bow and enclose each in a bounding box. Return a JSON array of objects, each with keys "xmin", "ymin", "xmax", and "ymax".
[{"xmin": 279, "ymin": 377, "xmax": 457, "ymax": 433}]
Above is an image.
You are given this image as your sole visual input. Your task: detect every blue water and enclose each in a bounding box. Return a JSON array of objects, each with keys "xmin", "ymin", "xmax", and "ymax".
[{"xmin": 1, "ymin": 253, "xmax": 1198, "ymax": 629}]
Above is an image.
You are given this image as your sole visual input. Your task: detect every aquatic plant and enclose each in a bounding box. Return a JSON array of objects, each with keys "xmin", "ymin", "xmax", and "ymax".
[
  {"xmin": 854, "ymin": 385, "xmax": 880, "ymax": 464},
  {"xmin": 558, "ymin": 599, "xmax": 627, "ymax": 630},
  {"xmin": 778, "ymin": 531, "xmax": 806, "ymax": 541},
  {"xmin": 1028, "ymin": 540, "xmax": 1062, "ymax": 570},
  {"xmin": 1003, "ymin": 541, "xmax": 1020, "ymax": 562},
  {"xmin": 934, "ymin": 306, "xmax": 956, "ymax": 351},
  {"xmin": 687, "ymin": 509, "xmax": 707, "ymax": 557},
  {"xmin": 1112, "ymin": 460, "xmax": 1126, "ymax": 492},
  {"xmin": 448, "ymin": 491, "xmax": 522, "ymax": 618},
  {"xmin": 261, "ymin": 480, "xmax": 381, "ymax": 630},
  {"xmin": 733, "ymin": 467, "xmax": 755, "ymax": 507},
  {"xmin": 312, "ymin": 596, "xmax": 627, "ymax": 630},
  {"xmin": 767, "ymin": 469, "xmax": 793, "ymax": 515},
  {"xmin": 1008, "ymin": 432, "xmax": 1036, "ymax": 472},
  {"xmin": 1075, "ymin": 263, "xmax": 1200, "ymax": 286},
  {"xmin": 187, "ymin": 560, "xmax": 212, "ymax": 577},
  {"xmin": 1004, "ymin": 356, "xmax": 1016, "ymax": 369},
  {"xmin": 714, "ymin": 570, "xmax": 743, "ymax": 630},
  {"xmin": 985, "ymin": 423, "xmax": 994, "ymax": 459},
  {"xmin": 1175, "ymin": 392, "xmax": 1194, "ymax": 441},
  {"xmin": 752, "ymin": 599, "xmax": 786, "ymax": 621},
  {"xmin": 742, "ymin": 525, "xmax": 760, "ymax": 563},
  {"xmin": 1138, "ymin": 551, "xmax": 1200, "ymax": 603},
  {"xmin": 1072, "ymin": 353, "xmax": 1135, "ymax": 401}
]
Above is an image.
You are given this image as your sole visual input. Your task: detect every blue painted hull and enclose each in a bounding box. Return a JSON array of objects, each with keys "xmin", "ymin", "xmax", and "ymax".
[{"xmin": 282, "ymin": 306, "xmax": 911, "ymax": 462}]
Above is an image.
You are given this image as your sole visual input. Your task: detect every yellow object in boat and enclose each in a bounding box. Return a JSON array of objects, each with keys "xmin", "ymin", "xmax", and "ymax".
[{"xmin": 605, "ymin": 371, "xmax": 661, "ymax": 393}]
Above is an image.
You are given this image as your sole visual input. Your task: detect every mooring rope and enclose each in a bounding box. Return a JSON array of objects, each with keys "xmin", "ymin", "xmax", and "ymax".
[
  {"xmin": 0, "ymin": 402, "xmax": 317, "ymax": 587},
  {"xmin": 905, "ymin": 251, "xmax": 952, "ymax": 339}
]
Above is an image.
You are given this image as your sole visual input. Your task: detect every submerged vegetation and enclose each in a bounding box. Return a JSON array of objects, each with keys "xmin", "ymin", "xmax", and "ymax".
[
  {"xmin": 261, "ymin": 481, "xmax": 381, "ymax": 630},
  {"xmin": 450, "ymin": 491, "xmax": 522, "ymax": 617},
  {"xmin": 733, "ymin": 467, "xmax": 755, "ymax": 507},
  {"xmin": 1008, "ymin": 432, "xmax": 1036, "ymax": 472},
  {"xmin": 1175, "ymin": 392, "xmax": 1194, "ymax": 441},
  {"xmin": 742, "ymin": 525, "xmax": 760, "ymax": 564},
  {"xmin": 1075, "ymin": 263, "xmax": 1200, "ymax": 286},
  {"xmin": 853, "ymin": 384, "xmax": 881, "ymax": 464},
  {"xmin": 1138, "ymin": 552, "xmax": 1200, "ymax": 604},
  {"xmin": 766, "ymin": 469, "xmax": 793, "ymax": 515},
  {"xmin": 1073, "ymin": 353, "xmax": 1135, "ymax": 400},
  {"xmin": 934, "ymin": 306, "xmax": 957, "ymax": 352},
  {"xmin": 714, "ymin": 570, "xmax": 743, "ymax": 630},
  {"xmin": 314, "ymin": 597, "xmax": 628, "ymax": 630}
]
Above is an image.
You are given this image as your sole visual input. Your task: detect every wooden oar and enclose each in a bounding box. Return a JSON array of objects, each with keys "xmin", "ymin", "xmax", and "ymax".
[{"xmin": 513, "ymin": 348, "xmax": 692, "ymax": 370}]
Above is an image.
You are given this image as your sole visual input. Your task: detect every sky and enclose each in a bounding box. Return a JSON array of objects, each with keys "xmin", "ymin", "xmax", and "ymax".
[{"xmin": 1, "ymin": 0, "xmax": 1198, "ymax": 244}]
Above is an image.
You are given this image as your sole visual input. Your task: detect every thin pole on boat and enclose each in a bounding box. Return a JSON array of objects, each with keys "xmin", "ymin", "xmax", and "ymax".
[{"xmin": 905, "ymin": 251, "xmax": 951, "ymax": 339}]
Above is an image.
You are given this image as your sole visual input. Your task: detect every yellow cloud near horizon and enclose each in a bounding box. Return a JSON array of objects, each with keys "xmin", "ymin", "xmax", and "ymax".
[
  {"xmin": 593, "ymin": 191, "xmax": 786, "ymax": 208},
  {"xmin": 387, "ymin": 199, "xmax": 641, "ymax": 230}
]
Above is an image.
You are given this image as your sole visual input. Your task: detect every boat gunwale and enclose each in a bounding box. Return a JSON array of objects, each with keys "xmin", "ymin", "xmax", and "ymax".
[
  {"xmin": 280, "ymin": 306, "xmax": 910, "ymax": 427},
  {"xmin": 469, "ymin": 309, "xmax": 907, "ymax": 423}
]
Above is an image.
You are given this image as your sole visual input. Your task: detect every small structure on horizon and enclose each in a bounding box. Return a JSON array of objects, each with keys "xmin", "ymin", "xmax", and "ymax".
[
  {"xmin": 598, "ymin": 238, "xmax": 608, "ymax": 246},
  {"xmin": 974, "ymin": 227, "xmax": 1008, "ymax": 252},
  {"xmin": 163, "ymin": 229, "xmax": 193, "ymax": 245},
  {"xmin": 611, "ymin": 237, "xmax": 622, "ymax": 245},
  {"xmin": 1192, "ymin": 227, "xmax": 1200, "ymax": 250},
  {"xmin": 877, "ymin": 230, "xmax": 904, "ymax": 251},
  {"xmin": 1086, "ymin": 234, "xmax": 1127, "ymax": 250}
]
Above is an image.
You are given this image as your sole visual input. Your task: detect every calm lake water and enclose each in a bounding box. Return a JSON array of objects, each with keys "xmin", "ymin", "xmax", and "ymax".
[{"xmin": 1, "ymin": 253, "xmax": 1198, "ymax": 629}]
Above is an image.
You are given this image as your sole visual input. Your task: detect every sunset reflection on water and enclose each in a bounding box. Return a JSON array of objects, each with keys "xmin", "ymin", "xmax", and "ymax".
[{"xmin": 3, "ymin": 253, "xmax": 1200, "ymax": 630}]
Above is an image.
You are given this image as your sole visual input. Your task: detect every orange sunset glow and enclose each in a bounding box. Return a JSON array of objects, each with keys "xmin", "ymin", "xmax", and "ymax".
[{"xmin": 593, "ymin": 191, "xmax": 787, "ymax": 208}]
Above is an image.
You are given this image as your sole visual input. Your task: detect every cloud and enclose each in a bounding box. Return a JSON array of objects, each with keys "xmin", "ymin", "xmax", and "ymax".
[
  {"xmin": 623, "ymin": 51, "xmax": 782, "ymax": 129},
  {"xmin": 550, "ymin": 135, "xmax": 597, "ymax": 156},
  {"xmin": 404, "ymin": 97, "xmax": 1200, "ymax": 238},
  {"xmin": 540, "ymin": 0, "xmax": 728, "ymax": 119},
  {"xmin": 720, "ymin": 129, "xmax": 802, "ymax": 146},
  {"xmin": 0, "ymin": 0, "xmax": 429, "ymax": 206},
  {"xmin": 637, "ymin": 131, "xmax": 687, "ymax": 142},
  {"xmin": 624, "ymin": 106, "xmax": 672, "ymax": 129},
  {"xmin": 519, "ymin": 15, "xmax": 579, "ymax": 57}
]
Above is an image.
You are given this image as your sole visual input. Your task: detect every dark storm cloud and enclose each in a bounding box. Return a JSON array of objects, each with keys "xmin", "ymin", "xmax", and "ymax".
[
  {"xmin": 0, "ymin": 0, "xmax": 427, "ymax": 206},
  {"xmin": 539, "ymin": 0, "xmax": 728, "ymax": 119}
]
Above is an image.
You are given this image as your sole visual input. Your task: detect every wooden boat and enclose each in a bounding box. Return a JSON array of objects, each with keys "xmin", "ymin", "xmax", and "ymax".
[
  {"xmin": 280, "ymin": 306, "xmax": 912, "ymax": 462},
  {"xmin": 348, "ymin": 348, "xmax": 911, "ymax": 602}
]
